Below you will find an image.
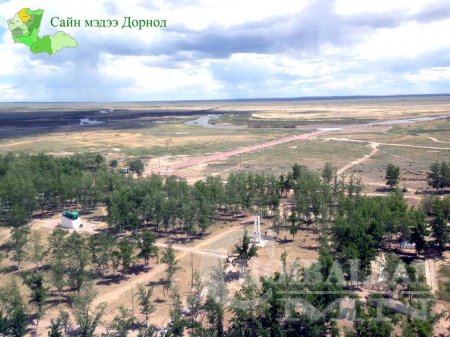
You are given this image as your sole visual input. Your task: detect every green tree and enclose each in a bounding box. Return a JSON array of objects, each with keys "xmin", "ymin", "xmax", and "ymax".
[
  {"xmin": 166, "ymin": 289, "xmax": 185, "ymax": 337},
  {"xmin": 186, "ymin": 271, "xmax": 204, "ymax": 334},
  {"xmin": 137, "ymin": 325, "xmax": 158, "ymax": 337},
  {"xmin": 322, "ymin": 161, "xmax": 334, "ymax": 184},
  {"xmin": 48, "ymin": 228, "xmax": 68, "ymax": 303},
  {"xmin": 354, "ymin": 310, "xmax": 393, "ymax": 337},
  {"xmin": 161, "ymin": 244, "xmax": 179, "ymax": 297},
  {"xmin": 290, "ymin": 221, "xmax": 298, "ymax": 239},
  {"xmin": 228, "ymin": 275, "xmax": 265, "ymax": 337},
  {"xmin": 108, "ymin": 305, "xmax": 135, "ymax": 337},
  {"xmin": 109, "ymin": 159, "xmax": 118, "ymax": 168},
  {"xmin": 127, "ymin": 159, "xmax": 145, "ymax": 176},
  {"xmin": 382, "ymin": 252, "xmax": 400, "ymax": 284},
  {"xmin": 441, "ymin": 161, "xmax": 450, "ymax": 189},
  {"xmin": 9, "ymin": 226, "xmax": 30, "ymax": 270},
  {"xmin": 234, "ymin": 230, "xmax": 257, "ymax": 271},
  {"xmin": 431, "ymin": 214, "xmax": 448, "ymax": 256},
  {"xmin": 137, "ymin": 284, "xmax": 155, "ymax": 325},
  {"xmin": 65, "ymin": 232, "xmax": 90, "ymax": 292},
  {"xmin": 0, "ymin": 279, "xmax": 28, "ymax": 337},
  {"xmin": 71, "ymin": 282, "xmax": 107, "ymax": 337},
  {"xmin": 58, "ymin": 310, "xmax": 71, "ymax": 336},
  {"xmin": 410, "ymin": 211, "xmax": 429, "ymax": 256},
  {"xmin": 116, "ymin": 238, "xmax": 135, "ymax": 274},
  {"xmin": 272, "ymin": 211, "xmax": 282, "ymax": 240},
  {"xmin": 204, "ymin": 296, "xmax": 224, "ymax": 337},
  {"xmin": 428, "ymin": 161, "xmax": 448, "ymax": 193},
  {"xmin": 23, "ymin": 272, "xmax": 49, "ymax": 324},
  {"xmin": 48, "ymin": 318, "xmax": 63, "ymax": 337},
  {"xmin": 385, "ymin": 163, "xmax": 400, "ymax": 189},
  {"xmin": 89, "ymin": 233, "xmax": 115, "ymax": 276},
  {"xmin": 138, "ymin": 229, "xmax": 159, "ymax": 267},
  {"xmin": 28, "ymin": 231, "xmax": 45, "ymax": 270}
]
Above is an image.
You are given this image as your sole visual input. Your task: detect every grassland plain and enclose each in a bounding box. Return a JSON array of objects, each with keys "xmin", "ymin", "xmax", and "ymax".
[
  {"xmin": 1, "ymin": 98, "xmax": 449, "ymax": 188},
  {"xmin": 188, "ymin": 139, "xmax": 370, "ymax": 178},
  {"xmin": 0, "ymin": 125, "xmax": 297, "ymax": 156}
]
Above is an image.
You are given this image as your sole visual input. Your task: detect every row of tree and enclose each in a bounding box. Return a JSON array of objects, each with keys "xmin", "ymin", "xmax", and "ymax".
[
  {"xmin": 385, "ymin": 161, "xmax": 450, "ymax": 193},
  {"xmin": 0, "ymin": 153, "xmax": 121, "ymax": 228},
  {"xmin": 106, "ymin": 171, "xmax": 281, "ymax": 236},
  {"xmin": 428, "ymin": 161, "xmax": 450, "ymax": 193},
  {"xmin": 1, "ymin": 228, "xmax": 180, "ymax": 337},
  {"xmin": 3, "ymin": 245, "xmax": 442, "ymax": 337}
]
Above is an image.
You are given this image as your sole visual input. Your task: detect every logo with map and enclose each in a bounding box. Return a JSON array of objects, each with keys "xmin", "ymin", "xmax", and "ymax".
[{"xmin": 7, "ymin": 8, "xmax": 77, "ymax": 55}]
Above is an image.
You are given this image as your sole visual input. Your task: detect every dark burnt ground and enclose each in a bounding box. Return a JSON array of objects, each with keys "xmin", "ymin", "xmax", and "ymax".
[{"xmin": 0, "ymin": 108, "xmax": 238, "ymax": 139}]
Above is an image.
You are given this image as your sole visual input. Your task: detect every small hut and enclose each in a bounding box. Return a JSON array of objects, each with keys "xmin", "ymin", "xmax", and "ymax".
[{"xmin": 61, "ymin": 211, "xmax": 83, "ymax": 229}]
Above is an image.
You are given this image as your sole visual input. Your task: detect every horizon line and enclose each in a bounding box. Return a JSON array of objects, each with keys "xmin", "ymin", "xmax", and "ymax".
[{"xmin": 1, "ymin": 92, "xmax": 450, "ymax": 104}]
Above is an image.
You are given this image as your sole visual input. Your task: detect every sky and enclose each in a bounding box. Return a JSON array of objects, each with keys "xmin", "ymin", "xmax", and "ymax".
[{"xmin": 0, "ymin": 0, "xmax": 450, "ymax": 102}]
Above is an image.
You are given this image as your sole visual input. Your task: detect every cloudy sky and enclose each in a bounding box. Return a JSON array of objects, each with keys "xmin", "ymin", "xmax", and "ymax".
[{"xmin": 0, "ymin": 0, "xmax": 450, "ymax": 102}]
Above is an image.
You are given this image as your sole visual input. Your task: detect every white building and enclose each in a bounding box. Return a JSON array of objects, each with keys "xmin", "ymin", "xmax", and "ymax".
[{"xmin": 61, "ymin": 211, "xmax": 83, "ymax": 229}]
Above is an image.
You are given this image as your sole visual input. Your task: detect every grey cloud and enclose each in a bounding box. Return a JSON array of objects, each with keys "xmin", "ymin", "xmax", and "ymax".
[
  {"xmin": 89, "ymin": 0, "xmax": 416, "ymax": 59},
  {"xmin": 3, "ymin": 0, "xmax": 450, "ymax": 101},
  {"xmin": 414, "ymin": 0, "xmax": 450, "ymax": 23},
  {"xmin": 25, "ymin": 0, "xmax": 450, "ymax": 66}
]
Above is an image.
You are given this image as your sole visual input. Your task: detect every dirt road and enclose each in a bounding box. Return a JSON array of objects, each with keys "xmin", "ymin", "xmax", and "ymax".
[
  {"xmin": 425, "ymin": 259, "xmax": 438, "ymax": 294},
  {"xmin": 155, "ymin": 242, "xmax": 228, "ymax": 259},
  {"xmin": 427, "ymin": 136, "xmax": 450, "ymax": 144},
  {"xmin": 337, "ymin": 142, "xmax": 379, "ymax": 175},
  {"xmin": 326, "ymin": 137, "xmax": 450, "ymax": 151},
  {"xmin": 364, "ymin": 193, "xmax": 422, "ymax": 201},
  {"xmin": 145, "ymin": 130, "xmax": 328, "ymax": 175},
  {"xmin": 34, "ymin": 221, "xmax": 247, "ymax": 336},
  {"xmin": 93, "ymin": 221, "xmax": 246, "ymax": 306}
]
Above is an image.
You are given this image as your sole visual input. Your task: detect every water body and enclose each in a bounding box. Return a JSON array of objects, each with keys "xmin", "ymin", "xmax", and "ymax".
[
  {"xmin": 79, "ymin": 118, "xmax": 104, "ymax": 126},
  {"xmin": 185, "ymin": 114, "xmax": 450, "ymax": 130},
  {"xmin": 185, "ymin": 114, "xmax": 246, "ymax": 129},
  {"xmin": 366, "ymin": 115, "xmax": 450, "ymax": 126}
]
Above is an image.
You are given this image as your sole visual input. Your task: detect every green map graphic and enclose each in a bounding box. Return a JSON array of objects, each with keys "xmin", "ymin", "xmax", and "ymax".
[{"xmin": 7, "ymin": 8, "xmax": 77, "ymax": 55}]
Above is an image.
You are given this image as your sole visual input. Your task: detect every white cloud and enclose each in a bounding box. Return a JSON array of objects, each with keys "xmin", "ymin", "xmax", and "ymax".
[
  {"xmin": 404, "ymin": 67, "xmax": 450, "ymax": 83},
  {"xmin": 0, "ymin": 0, "xmax": 450, "ymax": 101},
  {"xmin": 335, "ymin": 0, "xmax": 429, "ymax": 16},
  {"xmin": 0, "ymin": 84, "xmax": 24, "ymax": 100},
  {"xmin": 98, "ymin": 54, "xmax": 223, "ymax": 100},
  {"xmin": 355, "ymin": 19, "xmax": 450, "ymax": 60}
]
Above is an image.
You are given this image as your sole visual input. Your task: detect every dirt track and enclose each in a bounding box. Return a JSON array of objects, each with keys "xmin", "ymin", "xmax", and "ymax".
[
  {"xmin": 337, "ymin": 142, "xmax": 379, "ymax": 175},
  {"xmin": 93, "ymin": 220, "xmax": 247, "ymax": 306},
  {"xmin": 425, "ymin": 259, "xmax": 438, "ymax": 294},
  {"xmin": 145, "ymin": 130, "xmax": 328, "ymax": 175},
  {"xmin": 427, "ymin": 136, "xmax": 450, "ymax": 144},
  {"xmin": 325, "ymin": 137, "xmax": 450, "ymax": 151}
]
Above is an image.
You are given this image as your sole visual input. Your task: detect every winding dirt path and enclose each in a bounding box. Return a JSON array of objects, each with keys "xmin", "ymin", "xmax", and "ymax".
[
  {"xmin": 326, "ymin": 137, "xmax": 450, "ymax": 151},
  {"xmin": 364, "ymin": 193, "xmax": 422, "ymax": 201},
  {"xmin": 145, "ymin": 130, "xmax": 328, "ymax": 175},
  {"xmin": 424, "ymin": 259, "xmax": 438, "ymax": 294},
  {"xmin": 337, "ymin": 142, "xmax": 379, "ymax": 175},
  {"xmin": 155, "ymin": 242, "xmax": 228, "ymax": 259},
  {"xmin": 427, "ymin": 136, "xmax": 450, "ymax": 145}
]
